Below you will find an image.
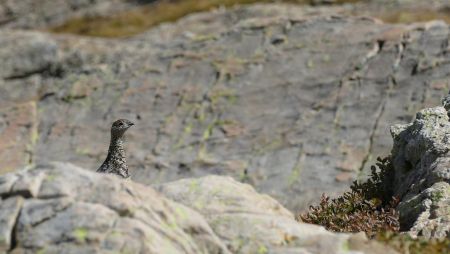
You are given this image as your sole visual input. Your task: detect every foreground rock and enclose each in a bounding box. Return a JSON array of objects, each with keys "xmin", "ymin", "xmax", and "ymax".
[
  {"xmin": 0, "ymin": 163, "xmax": 396, "ymax": 254},
  {"xmin": 1, "ymin": 4, "xmax": 450, "ymax": 212},
  {"xmin": 158, "ymin": 176, "xmax": 397, "ymax": 253},
  {"xmin": 0, "ymin": 163, "xmax": 228, "ymax": 253},
  {"xmin": 391, "ymin": 104, "xmax": 450, "ymax": 239}
]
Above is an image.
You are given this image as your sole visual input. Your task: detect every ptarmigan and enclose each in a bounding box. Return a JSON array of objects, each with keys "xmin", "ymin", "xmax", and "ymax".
[{"xmin": 97, "ymin": 119, "xmax": 134, "ymax": 178}]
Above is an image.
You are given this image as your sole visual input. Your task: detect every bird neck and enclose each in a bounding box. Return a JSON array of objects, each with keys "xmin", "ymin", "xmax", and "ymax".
[{"xmin": 108, "ymin": 134, "xmax": 126, "ymax": 158}]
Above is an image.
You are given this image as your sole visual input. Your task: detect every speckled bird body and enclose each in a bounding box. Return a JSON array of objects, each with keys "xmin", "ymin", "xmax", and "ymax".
[{"xmin": 97, "ymin": 119, "xmax": 134, "ymax": 178}]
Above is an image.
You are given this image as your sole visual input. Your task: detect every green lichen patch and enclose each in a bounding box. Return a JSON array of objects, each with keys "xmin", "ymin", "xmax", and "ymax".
[
  {"xmin": 73, "ymin": 227, "xmax": 88, "ymax": 242},
  {"xmin": 257, "ymin": 245, "xmax": 268, "ymax": 254}
]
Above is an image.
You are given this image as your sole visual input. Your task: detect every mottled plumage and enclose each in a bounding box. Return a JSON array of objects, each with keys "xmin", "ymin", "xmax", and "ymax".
[{"xmin": 97, "ymin": 119, "xmax": 134, "ymax": 178}]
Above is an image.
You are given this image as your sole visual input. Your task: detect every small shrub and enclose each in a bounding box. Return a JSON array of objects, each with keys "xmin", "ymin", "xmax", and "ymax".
[
  {"xmin": 298, "ymin": 157, "xmax": 400, "ymax": 238},
  {"xmin": 350, "ymin": 156, "xmax": 395, "ymax": 205},
  {"xmin": 298, "ymin": 191, "xmax": 399, "ymax": 238}
]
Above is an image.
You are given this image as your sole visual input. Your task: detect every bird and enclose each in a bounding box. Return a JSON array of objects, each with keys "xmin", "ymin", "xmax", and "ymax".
[{"xmin": 97, "ymin": 119, "xmax": 134, "ymax": 178}]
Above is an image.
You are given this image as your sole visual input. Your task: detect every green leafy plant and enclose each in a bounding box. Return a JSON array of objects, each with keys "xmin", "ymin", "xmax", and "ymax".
[{"xmin": 350, "ymin": 156, "xmax": 395, "ymax": 205}]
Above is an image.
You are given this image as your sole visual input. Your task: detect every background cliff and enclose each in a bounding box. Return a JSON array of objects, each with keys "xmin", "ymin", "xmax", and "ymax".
[{"xmin": 1, "ymin": 0, "xmax": 450, "ymax": 212}]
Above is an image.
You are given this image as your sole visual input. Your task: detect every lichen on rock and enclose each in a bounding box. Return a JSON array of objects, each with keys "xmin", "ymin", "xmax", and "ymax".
[{"xmin": 390, "ymin": 103, "xmax": 450, "ymax": 239}]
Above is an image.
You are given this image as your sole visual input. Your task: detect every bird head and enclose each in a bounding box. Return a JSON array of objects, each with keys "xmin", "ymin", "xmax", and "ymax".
[{"xmin": 111, "ymin": 119, "xmax": 134, "ymax": 137}]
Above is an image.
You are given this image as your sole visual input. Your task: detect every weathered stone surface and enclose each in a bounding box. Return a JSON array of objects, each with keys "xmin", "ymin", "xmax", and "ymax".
[
  {"xmin": 158, "ymin": 175, "xmax": 399, "ymax": 253},
  {"xmin": 0, "ymin": 196, "xmax": 23, "ymax": 252},
  {"xmin": 0, "ymin": 163, "xmax": 399, "ymax": 254},
  {"xmin": 0, "ymin": 31, "xmax": 57, "ymax": 79},
  {"xmin": 1, "ymin": 3, "xmax": 450, "ymax": 213},
  {"xmin": 390, "ymin": 105, "xmax": 450, "ymax": 239},
  {"xmin": 0, "ymin": 102, "xmax": 38, "ymax": 173},
  {"xmin": 157, "ymin": 175, "xmax": 293, "ymax": 217},
  {"xmin": 0, "ymin": 162, "xmax": 229, "ymax": 254}
]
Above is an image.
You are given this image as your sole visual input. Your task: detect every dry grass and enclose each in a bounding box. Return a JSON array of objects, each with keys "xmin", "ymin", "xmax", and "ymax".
[
  {"xmin": 379, "ymin": 8, "xmax": 450, "ymax": 24},
  {"xmin": 49, "ymin": 0, "xmax": 360, "ymax": 38},
  {"xmin": 49, "ymin": 0, "xmax": 450, "ymax": 38},
  {"xmin": 50, "ymin": 0, "xmax": 270, "ymax": 37}
]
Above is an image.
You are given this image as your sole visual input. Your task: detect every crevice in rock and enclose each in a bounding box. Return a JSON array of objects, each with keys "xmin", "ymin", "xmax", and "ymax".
[
  {"xmin": 3, "ymin": 66, "xmax": 51, "ymax": 81},
  {"xmin": 332, "ymin": 80, "xmax": 345, "ymax": 126},
  {"xmin": 30, "ymin": 203, "xmax": 71, "ymax": 227},
  {"xmin": 1, "ymin": 191, "xmax": 32, "ymax": 200},
  {"xmin": 0, "ymin": 17, "xmax": 16, "ymax": 26},
  {"xmin": 363, "ymin": 40, "xmax": 383, "ymax": 64},
  {"xmin": 390, "ymin": 74, "xmax": 398, "ymax": 87},
  {"xmin": 358, "ymin": 95, "xmax": 387, "ymax": 173},
  {"xmin": 411, "ymin": 61, "xmax": 419, "ymax": 75},
  {"xmin": 37, "ymin": 194, "xmax": 69, "ymax": 200},
  {"xmin": 39, "ymin": 92, "xmax": 56, "ymax": 101},
  {"xmin": 393, "ymin": 42, "xmax": 404, "ymax": 70},
  {"xmin": 377, "ymin": 40, "xmax": 385, "ymax": 51},
  {"xmin": 7, "ymin": 205, "xmax": 22, "ymax": 253}
]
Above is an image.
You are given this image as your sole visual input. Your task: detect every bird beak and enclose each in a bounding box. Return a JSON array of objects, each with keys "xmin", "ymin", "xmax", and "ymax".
[{"xmin": 129, "ymin": 122, "xmax": 134, "ymax": 127}]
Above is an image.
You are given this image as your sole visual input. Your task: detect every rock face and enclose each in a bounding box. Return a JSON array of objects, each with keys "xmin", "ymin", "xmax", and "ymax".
[
  {"xmin": 391, "ymin": 104, "xmax": 450, "ymax": 239},
  {"xmin": 0, "ymin": 162, "xmax": 397, "ymax": 254},
  {"xmin": 1, "ymin": 2, "xmax": 450, "ymax": 212}
]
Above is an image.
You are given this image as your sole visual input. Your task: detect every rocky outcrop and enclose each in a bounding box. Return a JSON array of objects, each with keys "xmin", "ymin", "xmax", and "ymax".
[
  {"xmin": 0, "ymin": 162, "xmax": 397, "ymax": 254},
  {"xmin": 1, "ymin": 3, "xmax": 450, "ymax": 212},
  {"xmin": 390, "ymin": 104, "xmax": 450, "ymax": 239}
]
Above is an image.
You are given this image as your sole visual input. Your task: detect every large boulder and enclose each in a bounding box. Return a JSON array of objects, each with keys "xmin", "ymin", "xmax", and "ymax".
[
  {"xmin": 390, "ymin": 104, "xmax": 450, "ymax": 239},
  {"xmin": 0, "ymin": 162, "xmax": 397, "ymax": 254},
  {"xmin": 0, "ymin": 162, "xmax": 228, "ymax": 254}
]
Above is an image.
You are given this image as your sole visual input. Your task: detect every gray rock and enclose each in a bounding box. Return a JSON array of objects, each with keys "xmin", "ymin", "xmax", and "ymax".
[
  {"xmin": 0, "ymin": 163, "xmax": 398, "ymax": 254},
  {"xmin": 390, "ymin": 105, "xmax": 450, "ymax": 238},
  {"xmin": 0, "ymin": 196, "xmax": 23, "ymax": 252},
  {"xmin": 0, "ymin": 31, "xmax": 57, "ymax": 79},
  {"xmin": 158, "ymin": 175, "xmax": 398, "ymax": 254},
  {"xmin": 0, "ymin": 162, "xmax": 229, "ymax": 254},
  {"xmin": 0, "ymin": 101, "xmax": 38, "ymax": 177}
]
